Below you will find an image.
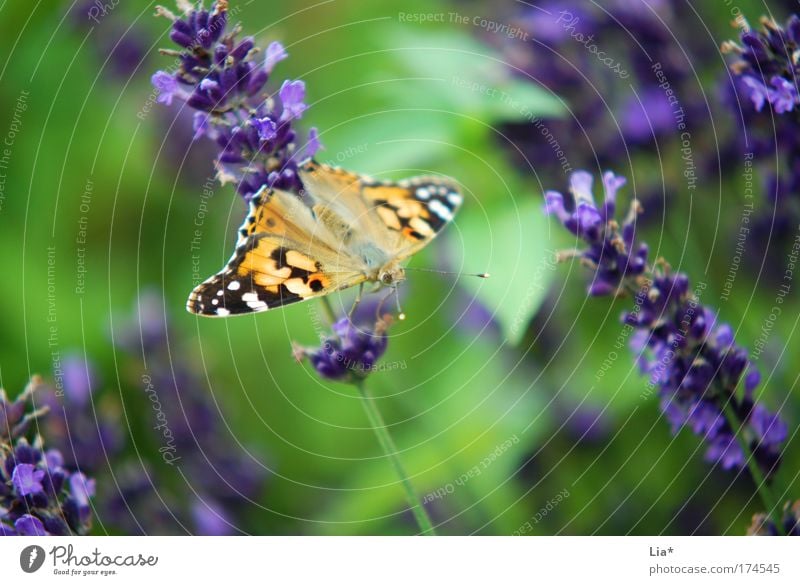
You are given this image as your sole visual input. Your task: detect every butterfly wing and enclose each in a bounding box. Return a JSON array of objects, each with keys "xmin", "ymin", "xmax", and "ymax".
[
  {"xmin": 188, "ymin": 188, "xmax": 366, "ymax": 317},
  {"xmin": 299, "ymin": 160, "xmax": 463, "ymax": 258}
]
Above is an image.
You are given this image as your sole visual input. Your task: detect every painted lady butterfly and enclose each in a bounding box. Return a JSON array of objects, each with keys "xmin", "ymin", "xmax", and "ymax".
[{"xmin": 187, "ymin": 159, "xmax": 463, "ymax": 316}]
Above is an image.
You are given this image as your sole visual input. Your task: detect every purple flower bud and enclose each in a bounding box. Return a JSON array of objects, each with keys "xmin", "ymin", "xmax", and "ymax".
[
  {"xmin": 744, "ymin": 369, "xmax": 761, "ymax": 394},
  {"xmin": 750, "ymin": 404, "xmax": 788, "ymax": 448},
  {"xmin": 303, "ymin": 127, "xmax": 322, "ymax": 158},
  {"xmin": 300, "ymin": 317, "xmax": 391, "ymax": 381}
]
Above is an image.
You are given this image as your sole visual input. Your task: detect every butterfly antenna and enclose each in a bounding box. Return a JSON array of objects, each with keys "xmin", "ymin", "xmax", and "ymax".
[
  {"xmin": 375, "ymin": 287, "xmax": 405, "ymax": 321},
  {"xmin": 394, "ymin": 286, "xmax": 406, "ymax": 321},
  {"xmin": 405, "ymin": 266, "xmax": 490, "ymax": 279}
]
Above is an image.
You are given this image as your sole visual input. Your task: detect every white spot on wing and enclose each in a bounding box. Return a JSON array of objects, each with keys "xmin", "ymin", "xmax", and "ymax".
[
  {"xmin": 216, "ymin": 308, "xmax": 231, "ymax": 316},
  {"xmin": 416, "ymin": 188, "xmax": 430, "ymax": 200},
  {"xmin": 227, "ymin": 281, "xmax": 241, "ymax": 291},
  {"xmin": 428, "ymin": 199, "xmax": 454, "ymax": 221},
  {"xmin": 242, "ymin": 292, "xmax": 259, "ymax": 303},
  {"xmin": 447, "ymin": 192, "xmax": 462, "ymax": 206}
]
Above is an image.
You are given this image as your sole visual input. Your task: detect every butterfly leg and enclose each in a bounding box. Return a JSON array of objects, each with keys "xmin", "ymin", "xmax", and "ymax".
[
  {"xmin": 375, "ymin": 286, "xmax": 400, "ymax": 321},
  {"xmin": 348, "ymin": 282, "xmax": 365, "ymax": 320}
]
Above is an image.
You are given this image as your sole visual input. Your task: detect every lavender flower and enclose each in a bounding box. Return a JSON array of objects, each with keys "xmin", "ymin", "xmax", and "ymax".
[
  {"xmin": 545, "ymin": 171, "xmax": 787, "ymax": 477},
  {"xmin": 498, "ymin": 0, "xmax": 711, "ymax": 181},
  {"xmin": 41, "ymin": 354, "xmax": 123, "ymax": 472},
  {"xmin": 152, "ymin": 0, "xmax": 320, "ymax": 199},
  {"xmin": 747, "ymin": 500, "xmax": 800, "ymax": 536},
  {"xmin": 722, "ymin": 14, "xmax": 800, "ymax": 273},
  {"xmin": 1, "ymin": 378, "xmax": 95, "ymax": 536},
  {"xmin": 107, "ymin": 291, "xmax": 269, "ymax": 535},
  {"xmin": 724, "ymin": 15, "xmax": 800, "ymax": 115},
  {"xmin": 294, "ymin": 314, "xmax": 392, "ymax": 382}
]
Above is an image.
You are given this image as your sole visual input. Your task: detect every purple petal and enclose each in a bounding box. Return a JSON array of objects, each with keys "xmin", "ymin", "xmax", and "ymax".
[
  {"xmin": 602, "ymin": 171, "xmax": 626, "ymax": 206},
  {"xmin": 588, "ymin": 279, "xmax": 616, "ymax": 296},
  {"xmin": 14, "ymin": 515, "xmax": 48, "ymax": 536},
  {"xmin": 544, "ymin": 191, "xmax": 570, "ymax": 223},
  {"xmin": 69, "ymin": 472, "xmax": 96, "ymax": 507},
  {"xmin": 575, "ymin": 202, "xmax": 602, "ymax": 232},
  {"xmin": 279, "ymin": 80, "xmax": 308, "ymax": 120},
  {"xmin": 750, "ymin": 404, "xmax": 788, "ymax": 448},
  {"xmin": 11, "ymin": 463, "xmax": 45, "ymax": 496},
  {"xmin": 45, "ymin": 449, "xmax": 64, "ymax": 470},
  {"xmin": 741, "ymin": 76, "xmax": 770, "ymax": 111},
  {"xmin": 264, "ymin": 41, "xmax": 288, "ymax": 73},
  {"xmin": 769, "ymin": 76, "xmax": 798, "ymax": 114},
  {"xmin": 569, "ymin": 171, "xmax": 595, "ymax": 207},
  {"xmin": 193, "ymin": 112, "xmax": 209, "ymax": 140},
  {"xmin": 253, "ymin": 116, "xmax": 277, "ymax": 142},
  {"xmin": 152, "ymin": 71, "xmax": 178, "ymax": 106}
]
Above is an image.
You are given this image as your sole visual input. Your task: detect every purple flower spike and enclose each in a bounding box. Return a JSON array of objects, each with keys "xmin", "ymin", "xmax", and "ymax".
[
  {"xmin": 296, "ymin": 315, "xmax": 391, "ymax": 382},
  {"xmin": 152, "ymin": 71, "xmax": 178, "ymax": 106},
  {"xmin": 279, "ymin": 80, "xmax": 308, "ymax": 120},
  {"xmin": 727, "ymin": 16, "xmax": 800, "ymax": 116},
  {"xmin": 748, "ymin": 501, "xmax": 800, "ymax": 536},
  {"xmin": 11, "ymin": 463, "xmax": 45, "ymax": 496},
  {"xmin": 151, "ymin": 1, "xmax": 318, "ymax": 199},
  {"xmin": 2, "ymin": 379, "xmax": 96, "ymax": 535},
  {"xmin": 546, "ymin": 170, "xmax": 787, "ymax": 478}
]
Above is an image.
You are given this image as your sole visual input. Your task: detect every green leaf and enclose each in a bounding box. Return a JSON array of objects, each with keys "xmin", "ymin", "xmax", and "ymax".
[
  {"xmin": 450, "ymin": 194, "xmax": 556, "ymax": 345},
  {"xmin": 372, "ymin": 27, "xmax": 564, "ymax": 122}
]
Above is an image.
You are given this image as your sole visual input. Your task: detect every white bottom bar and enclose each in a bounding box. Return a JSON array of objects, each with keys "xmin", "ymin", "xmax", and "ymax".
[{"xmin": 1, "ymin": 536, "xmax": 797, "ymax": 583}]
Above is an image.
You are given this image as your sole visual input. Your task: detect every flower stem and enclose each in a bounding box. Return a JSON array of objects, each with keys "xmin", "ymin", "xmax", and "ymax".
[
  {"xmin": 354, "ymin": 379, "xmax": 436, "ymax": 536},
  {"xmin": 319, "ymin": 296, "xmax": 338, "ymax": 326},
  {"xmin": 721, "ymin": 402, "xmax": 786, "ymax": 535}
]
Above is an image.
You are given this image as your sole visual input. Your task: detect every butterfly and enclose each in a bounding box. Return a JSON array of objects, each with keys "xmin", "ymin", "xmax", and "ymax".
[{"xmin": 187, "ymin": 159, "xmax": 463, "ymax": 316}]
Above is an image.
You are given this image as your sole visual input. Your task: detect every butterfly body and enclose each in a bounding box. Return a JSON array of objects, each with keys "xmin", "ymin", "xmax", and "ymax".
[{"xmin": 187, "ymin": 160, "xmax": 462, "ymax": 317}]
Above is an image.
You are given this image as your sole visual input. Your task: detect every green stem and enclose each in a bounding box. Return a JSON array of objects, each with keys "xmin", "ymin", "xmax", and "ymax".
[
  {"xmin": 721, "ymin": 402, "xmax": 786, "ymax": 535},
  {"xmin": 354, "ymin": 379, "xmax": 437, "ymax": 536},
  {"xmin": 319, "ymin": 296, "xmax": 338, "ymax": 327}
]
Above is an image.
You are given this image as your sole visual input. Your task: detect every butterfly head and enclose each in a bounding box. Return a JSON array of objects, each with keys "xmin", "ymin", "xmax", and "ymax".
[{"xmin": 377, "ymin": 262, "xmax": 406, "ymax": 287}]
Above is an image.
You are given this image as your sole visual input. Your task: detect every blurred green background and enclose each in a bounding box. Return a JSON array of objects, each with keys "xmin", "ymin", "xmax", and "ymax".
[{"xmin": 0, "ymin": 0, "xmax": 798, "ymax": 535}]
